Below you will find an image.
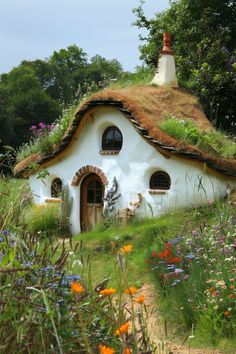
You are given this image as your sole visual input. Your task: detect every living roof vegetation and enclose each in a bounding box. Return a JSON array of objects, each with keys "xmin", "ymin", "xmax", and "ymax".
[{"xmin": 14, "ymin": 85, "xmax": 236, "ymax": 177}]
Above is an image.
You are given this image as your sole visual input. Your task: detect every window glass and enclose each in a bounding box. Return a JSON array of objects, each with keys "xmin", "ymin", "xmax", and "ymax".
[
  {"xmin": 150, "ymin": 172, "xmax": 171, "ymax": 190},
  {"xmin": 51, "ymin": 178, "xmax": 62, "ymax": 197},
  {"xmin": 87, "ymin": 179, "xmax": 102, "ymax": 203},
  {"xmin": 102, "ymin": 126, "xmax": 123, "ymax": 150}
]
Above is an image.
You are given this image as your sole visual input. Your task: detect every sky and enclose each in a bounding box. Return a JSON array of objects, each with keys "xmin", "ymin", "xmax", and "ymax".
[{"xmin": 0, "ymin": 0, "xmax": 169, "ymax": 74}]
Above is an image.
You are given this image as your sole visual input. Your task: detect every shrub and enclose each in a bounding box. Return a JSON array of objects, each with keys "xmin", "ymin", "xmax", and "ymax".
[{"xmin": 24, "ymin": 203, "xmax": 60, "ymax": 234}]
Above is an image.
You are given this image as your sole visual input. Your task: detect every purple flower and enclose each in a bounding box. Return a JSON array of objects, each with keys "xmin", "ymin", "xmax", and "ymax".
[
  {"xmin": 38, "ymin": 122, "xmax": 46, "ymax": 129},
  {"xmin": 2, "ymin": 229, "xmax": 10, "ymax": 236}
]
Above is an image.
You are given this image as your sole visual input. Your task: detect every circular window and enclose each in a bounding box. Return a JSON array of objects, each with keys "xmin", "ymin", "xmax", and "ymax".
[
  {"xmin": 150, "ymin": 171, "xmax": 171, "ymax": 190},
  {"xmin": 102, "ymin": 126, "xmax": 123, "ymax": 150},
  {"xmin": 51, "ymin": 178, "xmax": 62, "ymax": 197}
]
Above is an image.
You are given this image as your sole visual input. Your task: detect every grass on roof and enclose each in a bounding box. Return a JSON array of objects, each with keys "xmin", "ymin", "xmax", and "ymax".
[{"xmin": 159, "ymin": 117, "xmax": 236, "ymax": 159}]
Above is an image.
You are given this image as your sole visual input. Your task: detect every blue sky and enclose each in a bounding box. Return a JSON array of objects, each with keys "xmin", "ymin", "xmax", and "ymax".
[{"xmin": 0, "ymin": 0, "xmax": 169, "ymax": 74}]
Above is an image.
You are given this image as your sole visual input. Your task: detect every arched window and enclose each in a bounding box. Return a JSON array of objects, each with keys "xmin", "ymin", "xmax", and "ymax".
[
  {"xmin": 150, "ymin": 171, "xmax": 171, "ymax": 190},
  {"xmin": 51, "ymin": 178, "xmax": 62, "ymax": 198},
  {"xmin": 102, "ymin": 126, "xmax": 123, "ymax": 151}
]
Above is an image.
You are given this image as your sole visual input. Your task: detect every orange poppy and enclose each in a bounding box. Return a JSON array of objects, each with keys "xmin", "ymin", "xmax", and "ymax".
[
  {"xmin": 99, "ymin": 288, "xmax": 116, "ymax": 296},
  {"xmin": 115, "ymin": 321, "xmax": 130, "ymax": 336},
  {"xmin": 123, "ymin": 349, "xmax": 132, "ymax": 354},
  {"xmin": 71, "ymin": 282, "xmax": 85, "ymax": 294},
  {"xmin": 135, "ymin": 295, "xmax": 145, "ymax": 304},
  {"xmin": 99, "ymin": 344, "xmax": 115, "ymax": 354},
  {"xmin": 120, "ymin": 244, "xmax": 133, "ymax": 253},
  {"xmin": 124, "ymin": 287, "xmax": 137, "ymax": 295}
]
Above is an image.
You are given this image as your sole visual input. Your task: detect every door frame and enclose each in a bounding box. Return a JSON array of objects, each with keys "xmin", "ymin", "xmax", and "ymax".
[{"xmin": 80, "ymin": 173, "xmax": 104, "ymax": 232}]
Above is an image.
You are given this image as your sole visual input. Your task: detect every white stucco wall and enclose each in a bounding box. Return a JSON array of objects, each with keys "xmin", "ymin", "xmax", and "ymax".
[
  {"xmin": 151, "ymin": 53, "xmax": 178, "ymax": 87},
  {"xmin": 29, "ymin": 108, "xmax": 234, "ymax": 235}
]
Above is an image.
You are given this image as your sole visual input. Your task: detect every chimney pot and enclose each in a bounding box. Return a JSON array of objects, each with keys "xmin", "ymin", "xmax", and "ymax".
[
  {"xmin": 151, "ymin": 32, "xmax": 178, "ymax": 87},
  {"xmin": 161, "ymin": 32, "xmax": 172, "ymax": 54}
]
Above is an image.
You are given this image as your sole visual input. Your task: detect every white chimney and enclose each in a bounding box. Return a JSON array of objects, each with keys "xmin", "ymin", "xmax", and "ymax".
[{"xmin": 151, "ymin": 32, "xmax": 178, "ymax": 87}]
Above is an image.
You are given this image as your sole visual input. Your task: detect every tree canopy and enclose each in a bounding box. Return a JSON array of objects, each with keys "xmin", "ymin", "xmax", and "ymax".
[
  {"xmin": 0, "ymin": 45, "xmax": 123, "ymax": 148},
  {"xmin": 134, "ymin": 0, "xmax": 236, "ymax": 133}
]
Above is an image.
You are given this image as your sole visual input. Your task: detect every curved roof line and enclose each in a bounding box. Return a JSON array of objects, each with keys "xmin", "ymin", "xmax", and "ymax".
[{"xmin": 14, "ymin": 89, "xmax": 236, "ymax": 177}]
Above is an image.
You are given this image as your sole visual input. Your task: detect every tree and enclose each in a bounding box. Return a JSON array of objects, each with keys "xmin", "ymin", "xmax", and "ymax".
[
  {"xmin": 48, "ymin": 45, "xmax": 88, "ymax": 104},
  {"xmin": 0, "ymin": 86, "xmax": 15, "ymax": 146},
  {"xmin": 134, "ymin": 0, "xmax": 236, "ymax": 132},
  {"xmin": 0, "ymin": 66, "xmax": 61, "ymax": 146}
]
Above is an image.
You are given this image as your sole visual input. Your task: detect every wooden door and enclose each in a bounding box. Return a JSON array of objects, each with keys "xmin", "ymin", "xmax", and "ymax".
[{"xmin": 80, "ymin": 173, "xmax": 104, "ymax": 232}]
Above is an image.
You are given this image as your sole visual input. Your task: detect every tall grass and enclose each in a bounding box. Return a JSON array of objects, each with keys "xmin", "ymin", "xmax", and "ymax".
[
  {"xmin": 147, "ymin": 201, "xmax": 236, "ymax": 349},
  {"xmin": 159, "ymin": 117, "xmax": 236, "ymax": 159}
]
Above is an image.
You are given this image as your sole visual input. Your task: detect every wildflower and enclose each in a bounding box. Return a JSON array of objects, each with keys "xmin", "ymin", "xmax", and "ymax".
[
  {"xmin": 158, "ymin": 242, "xmax": 171, "ymax": 259},
  {"xmin": 168, "ymin": 257, "xmax": 181, "ymax": 264},
  {"xmin": 71, "ymin": 282, "xmax": 85, "ymax": 294},
  {"xmin": 224, "ymin": 310, "xmax": 231, "ymax": 317},
  {"xmin": 216, "ymin": 280, "xmax": 225, "ymax": 287},
  {"xmin": 99, "ymin": 344, "xmax": 115, "ymax": 354},
  {"xmin": 212, "ymin": 291, "xmax": 219, "ymax": 297},
  {"xmin": 123, "ymin": 349, "xmax": 132, "ymax": 354},
  {"xmin": 229, "ymin": 285, "xmax": 235, "ymax": 290},
  {"xmin": 124, "ymin": 287, "xmax": 137, "ymax": 295},
  {"xmin": 229, "ymin": 293, "xmax": 235, "ymax": 299},
  {"xmin": 115, "ymin": 322, "xmax": 130, "ymax": 336},
  {"xmin": 135, "ymin": 295, "xmax": 145, "ymax": 304},
  {"xmin": 209, "ymin": 287, "xmax": 215, "ymax": 293},
  {"xmin": 99, "ymin": 288, "xmax": 116, "ymax": 296},
  {"xmin": 120, "ymin": 244, "xmax": 132, "ymax": 253},
  {"xmin": 151, "ymin": 251, "xmax": 158, "ymax": 258}
]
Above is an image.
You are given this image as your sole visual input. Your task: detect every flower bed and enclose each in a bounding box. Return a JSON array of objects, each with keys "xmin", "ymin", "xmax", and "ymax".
[{"xmin": 147, "ymin": 203, "xmax": 236, "ymax": 344}]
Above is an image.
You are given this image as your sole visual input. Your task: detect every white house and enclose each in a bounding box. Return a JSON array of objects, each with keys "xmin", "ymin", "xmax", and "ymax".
[{"xmin": 14, "ymin": 33, "xmax": 236, "ymax": 234}]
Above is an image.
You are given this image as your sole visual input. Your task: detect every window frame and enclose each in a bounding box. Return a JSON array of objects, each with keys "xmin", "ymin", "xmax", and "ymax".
[
  {"xmin": 149, "ymin": 171, "xmax": 171, "ymax": 191},
  {"xmin": 51, "ymin": 177, "xmax": 62, "ymax": 198},
  {"xmin": 101, "ymin": 126, "xmax": 123, "ymax": 151}
]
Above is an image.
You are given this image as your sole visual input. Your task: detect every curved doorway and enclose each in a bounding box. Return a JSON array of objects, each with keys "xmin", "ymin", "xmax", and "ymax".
[{"xmin": 80, "ymin": 173, "xmax": 104, "ymax": 232}]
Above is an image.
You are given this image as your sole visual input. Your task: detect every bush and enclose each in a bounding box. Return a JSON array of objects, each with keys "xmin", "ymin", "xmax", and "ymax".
[{"xmin": 24, "ymin": 203, "xmax": 60, "ymax": 234}]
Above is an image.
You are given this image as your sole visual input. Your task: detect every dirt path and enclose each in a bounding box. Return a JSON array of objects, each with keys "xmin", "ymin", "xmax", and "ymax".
[{"xmin": 134, "ymin": 284, "xmax": 225, "ymax": 354}]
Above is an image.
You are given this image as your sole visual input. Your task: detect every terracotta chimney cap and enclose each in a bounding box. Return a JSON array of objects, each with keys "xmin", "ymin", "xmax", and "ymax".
[{"xmin": 161, "ymin": 32, "xmax": 173, "ymax": 54}]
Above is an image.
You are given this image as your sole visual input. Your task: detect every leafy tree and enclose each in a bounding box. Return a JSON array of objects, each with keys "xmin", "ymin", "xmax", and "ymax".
[
  {"xmin": 48, "ymin": 45, "xmax": 88, "ymax": 104},
  {"xmin": 0, "ymin": 86, "xmax": 15, "ymax": 146},
  {"xmin": 0, "ymin": 66, "xmax": 61, "ymax": 146},
  {"xmin": 134, "ymin": 0, "xmax": 236, "ymax": 132}
]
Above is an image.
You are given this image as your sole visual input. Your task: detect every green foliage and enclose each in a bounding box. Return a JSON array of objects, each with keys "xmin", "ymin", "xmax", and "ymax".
[
  {"xmin": 0, "ymin": 45, "xmax": 124, "ymax": 149},
  {"xmin": 147, "ymin": 201, "xmax": 236, "ymax": 346},
  {"xmin": 0, "ymin": 179, "xmax": 158, "ymax": 352},
  {"xmin": 58, "ymin": 185, "xmax": 73, "ymax": 236},
  {"xmin": 0, "ymin": 65, "xmax": 62, "ymax": 147},
  {"xmin": 24, "ymin": 203, "xmax": 60, "ymax": 234},
  {"xmin": 133, "ymin": 0, "xmax": 236, "ymax": 133},
  {"xmin": 16, "ymin": 105, "xmax": 75, "ymax": 162},
  {"xmin": 159, "ymin": 117, "xmax": 236, "ymax": 158}
]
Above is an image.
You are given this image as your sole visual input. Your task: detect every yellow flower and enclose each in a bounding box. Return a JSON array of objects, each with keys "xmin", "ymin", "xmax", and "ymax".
[
  {"xmin": 99, "ymin": 288, "xmax": 116, "ymax": 296},
  {"xmin": 71, "ymin": 282, "xmax": 85, "ymax": 294},
  {"xmin": 120, "ymin": 244, "xmax": 133, "ymax": 253},
  {"xmin": 99, "ymin": 344, "xmax": 115, "ymax": 354},
  {"xmin": 124, "ymin": 287, "xmax": 137, "ymax": 295},
  {"xmin": 135, "ymin": 295, "xmax": 145, "ymax": 304}
]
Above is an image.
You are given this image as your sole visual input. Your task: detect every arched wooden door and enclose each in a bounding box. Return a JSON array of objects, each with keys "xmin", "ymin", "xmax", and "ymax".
[{"xmin": 80, "ymin": 173, "xmax": 104, "ymax": 232}]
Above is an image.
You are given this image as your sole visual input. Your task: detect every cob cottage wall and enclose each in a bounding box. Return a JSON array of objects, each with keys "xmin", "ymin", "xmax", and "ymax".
[{"xmin": 29, "ymin": 108, "xmax": 230, "ymax": 235}]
